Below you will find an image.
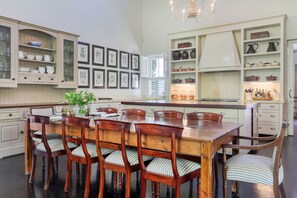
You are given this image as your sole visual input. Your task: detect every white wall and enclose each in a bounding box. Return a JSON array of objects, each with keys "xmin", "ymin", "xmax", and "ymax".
[
  {"xmin": 142, "ymin": 0, "xmax": 297, "ymax": 55},
  {"xmin": 0, "ymin": 0, "xmax": 143, "ymax": 104}
]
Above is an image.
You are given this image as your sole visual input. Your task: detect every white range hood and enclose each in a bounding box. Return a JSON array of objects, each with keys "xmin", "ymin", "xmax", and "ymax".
[{"xmin": 198, "ymin": 31, "xmax": 241, "ymax": 72}]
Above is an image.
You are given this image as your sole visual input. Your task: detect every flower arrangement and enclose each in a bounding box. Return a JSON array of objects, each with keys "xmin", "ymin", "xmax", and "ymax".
[{"xmin": 64, "ymin": 90, "xmax": 96, "ymax": 116}]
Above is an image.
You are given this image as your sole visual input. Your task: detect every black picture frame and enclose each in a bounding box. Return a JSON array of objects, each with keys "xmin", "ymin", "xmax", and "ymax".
[
  {"xmin": 92, "ymin": 68, "xmax": 105, "ymax": 89},
  {"xmin": 92, "ymin": 45, "xmax": 105, "ymax": 66},
  {"xmin": 107, "ymin": 48, "xmax": 118, "ymax": 68},
  {"xmin": 131, "ymin": 72, "xmax": 140, "ymax": 89},
  {"xmin": 120, "ymin": 71, "xmax": 129, "ymax": 89},
  {"xmin": 78, "ymin": 66, "xmax": 90, "ymax": 88},
  {"xmin": 78, "ymin": 42, "xmax": 90, "ymax": 64},
  {"xmin": 107, "ymin": 70, "xmax": 118, "ymax": 89},
  {"xmin": 131, "ymin": 53, "xmax": 140, "ymax": 71},
  {"xmin": 120, "ymin": 51, "xmax": 129, "ymax": 70}
]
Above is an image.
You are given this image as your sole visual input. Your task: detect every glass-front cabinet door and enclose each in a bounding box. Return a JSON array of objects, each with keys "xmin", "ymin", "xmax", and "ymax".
[
  {"xmin": 0, "ymin": 19, "xmax": 17, "ymax": 87},
  {"xmin": 57, "ymin": 34, "xmax": 78, "ymax": 88}
]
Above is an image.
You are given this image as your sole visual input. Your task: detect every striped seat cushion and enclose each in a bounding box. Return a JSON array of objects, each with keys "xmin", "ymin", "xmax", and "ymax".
[
  {"xmin": 227, "ymin": 154, "xmax": 284, "ymax": 185},
  {"xmin": 33, "ymin": 131, "xmax": 61, "ymax": 143},
  {"xmin": 105, "ymin": 149, "xmax": 153, "ymax": 166},
  {"xmin": 146, "ymin": 158, "xmax": 201, "ymax": 177},
  {"xmin": 36, "ymin": 139, "xmax": 77, "ymax": 152},
  {"xmin": 72, "ymin": 143, "xmax": 113, "ymax": 158}
]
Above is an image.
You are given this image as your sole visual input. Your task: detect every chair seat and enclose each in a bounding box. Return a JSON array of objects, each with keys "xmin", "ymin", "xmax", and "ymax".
[
  {"xmin": 146, "ymin": 157, "xmax": 201, "ymax": 177},
  {"xmin": 72, "ymin": 143, "xmax": 113, "ymax": 158},
  {"xmin": 105, "ymin": 149, "xmax": 153, "ymax": 166},
  {"xmin": 227, "ymin": 154, "xmax": 284, "ymax": 185},
  {"xmin": 33, "ymin": 131, "xmax": 61, "ymax": 143},
  {"xmin": 36, "ymin": 139, "xmax": 77, "ymax": 152}
]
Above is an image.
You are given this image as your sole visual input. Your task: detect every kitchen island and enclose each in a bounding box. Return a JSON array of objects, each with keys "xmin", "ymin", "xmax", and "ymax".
[{"xmin": 121, "ymin": 100, "xmax": 258, "ymax": 149}]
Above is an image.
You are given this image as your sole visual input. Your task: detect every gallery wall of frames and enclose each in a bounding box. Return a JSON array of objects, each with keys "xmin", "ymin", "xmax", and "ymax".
[{"xmin": 77, "ymin": 41, "xmax": 140, "ymax": 90}]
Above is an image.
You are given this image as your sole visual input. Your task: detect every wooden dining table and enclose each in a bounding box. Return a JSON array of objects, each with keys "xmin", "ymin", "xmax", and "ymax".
[{"xmin": 24, "ymin": 115, "xmax": 242, "ymax": 198}]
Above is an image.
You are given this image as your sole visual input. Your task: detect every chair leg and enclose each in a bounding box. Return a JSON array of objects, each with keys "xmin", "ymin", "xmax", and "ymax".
[
  {"xmin": 231, "ymin": 181, "xmax": 239, "ymax": 197},
  {"xmin": 119, "ymin": 173, "xmax": 123, "ymax": 190},
  {"xmin": 189, "ymin": 180, "xmax": 193, "ymax": 196},
  {"xmin": 44, "ymin": 157, "xmax": 52, "ymax": 190},
  {"xmin": 140, "ymin": 174, "xmax": 146, "ymax": 198},
  {"xmin": 213, "ymin": 153, "xmax": 219, "ymax": 186},
  {"xmin": 152, "ymin": 181, "xmax": 155, "ymax": 198},
  {"xmin": 197, "ymin": 177, "xmax": 200, "ymax": 198},
  {"xmin": 76, "ymin": 162, "xmax": 80, "ymax": 180},
  {"xmin": 113, "ymin": 172, "xmax": 118, "ymax": 189},
  {"xmin": 64, "ymin": 160, "xmax": 72, "ymax": 192},
  {"xmin": 29, "ymin": 154, "xmax": 37, "ymax": 183},
  {"xmin": 54, "ymin": 156, "xmax": 58, "ymax": 174},
  {"xmin": 174, "ymin": 185, "xmax": 180, "ymax": 198},
  {"xmin": 222, "ymin": 160, "xmax": 228, "ymax": 198},
  {"xmin": 155, "ymin": 182, "xmax": 160, "ymax": 198},
  {"xmin": 42, "ymin": 157, "xmax": 45, "ymax": 170},
  {"xmin": 84, "ymin": 163, "xmax": 91, "ymax": 198},
  {"xmin": 125, "ymin": 173, "xmax": 131, "ymax": 198},
  {"xmin": 280, "ymin": 183, "xmax": 286, "ymax": 198},
  {"xmin": 98, "ymin": 166, "xmax": 105, "ymax": 198}
]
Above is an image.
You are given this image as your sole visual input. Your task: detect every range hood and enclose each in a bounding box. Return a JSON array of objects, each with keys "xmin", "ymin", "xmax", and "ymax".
[{"xmin": 198, "ymin": 31, "xmax": 241, "ymax": 72}]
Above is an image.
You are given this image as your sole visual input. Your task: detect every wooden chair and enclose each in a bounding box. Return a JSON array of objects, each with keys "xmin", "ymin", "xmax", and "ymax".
[
  {"xmin": 27, "ymin": 115, "xmax": 77, "ymax": 190},
  {"xmin": 62, "ymin": 116, "xmax": 113, "ymax": 198},
  {"xmin": 97, "ymin": 107, "xmax": 118, "ymax": 114},
  {"xmin": 135, "ymin": 123, "xmax": 201, "ymax": 198},
  {"xmin": 222, "ymin": 122, "xmax": 289, "ymax": 198},
  {"xmin": 122, "ymin": 108, "xmax": 146, "ymax": 117},
  {"xmin": 94, "ymin": 119, "xmax": 152, "ymax": 198},
  {"xmin": 186, "ymin": 111, "xmax": 223, "ymax": 186},
  {"xmin": 154, "ymin": 110, "xmax": 184, "ymax": 120}
]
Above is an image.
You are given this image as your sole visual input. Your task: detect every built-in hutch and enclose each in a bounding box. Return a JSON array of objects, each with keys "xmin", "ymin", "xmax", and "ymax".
[{"xmin": 168, "ymin": 15, "xmax": 286, "ymax": 135}]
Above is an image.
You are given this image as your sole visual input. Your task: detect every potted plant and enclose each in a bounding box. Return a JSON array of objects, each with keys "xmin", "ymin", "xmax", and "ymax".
[{"xmin": 64, "ymin": 90, "xmax": 96, "ymax": 116}]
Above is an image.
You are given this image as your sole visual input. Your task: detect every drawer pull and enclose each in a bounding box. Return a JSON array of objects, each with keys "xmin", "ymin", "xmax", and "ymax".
[
  {"xmin": 24, "ymin": 77, "xmax": 27, "ymax": 80},
  {"xmin": 8, "ymin": 113, "xmax": 12, "ymax": 117},
  {"xmin": 20, "ymin": 131, "xmax": 24, "ymax": 134},
  {"xmin": 61, "ymin": 80, "xmax": 64, "ymax": 83},
  {"xmin": 270, "ymin": 115, "xmax": 276, "ymax": 117},
  {"xmin": 51, "ymin": 78, "xmax": 54, "ymax": 80},
  {"xmin": 38, "ymin": 77, "xmax": 41, "ymax": 80},
  {"xmin": 12, "ymin": 78, "xmax": 15, "ymax": 81},
  {"xmin": 259, "ymin": 114, "xmax": 262, "ymax": 117},
  {"xmin": 258, "ymin": 127, "xmax": 262, "ymax": 129},
  {"xmin": 270, "ymin": 127, "xmax": 276, "ymax": 130},
  {"xmin": 270, "ymin": 106, "xmax": 275, "ymax": 108}
]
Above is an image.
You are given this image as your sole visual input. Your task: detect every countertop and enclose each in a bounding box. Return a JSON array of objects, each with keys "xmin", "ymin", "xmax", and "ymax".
[{"xmin": 121, "ymin": 100, "xmax": 259, "ymax": 109}]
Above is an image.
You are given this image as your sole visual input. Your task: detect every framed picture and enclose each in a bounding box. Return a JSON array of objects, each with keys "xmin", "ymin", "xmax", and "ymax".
[
  {"xmin": 78, "ymin": 67, "xmax": 90, "ymax": 88},
  {"xmin": 131, "ymin": 53, "xmax": 140, "ymax": 71},
  {"xmin": 107, "ymin": 48, "xmax": 118, "ymax": 68},
  {"xmin": 92, "ymin": 68, "xmax": 105, "ymax": 89},
  {"xmin": 107, "ymin": 70, "xmax": 118, "ymax": 89},
  {"xmin": 120, "ymin": 71, "xmax": 129, "ymax": 89},
  {"xmin": 78, "ymin": 42, "xmax": 90, "ymax": 64},
  {"xmin": 92, "ymin": 45, "xmax": 105, "ymax": 66},
  {"xmin": 120, "ymin": 51, "xmax": 129, "ymax": 69},
  {"xmin": 131, "ymin": 72, "xmax": 140, "ymax": 89}
]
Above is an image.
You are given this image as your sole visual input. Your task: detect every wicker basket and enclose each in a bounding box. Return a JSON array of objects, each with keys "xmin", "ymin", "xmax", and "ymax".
[
  {"xmin": 172, "ymin": 78, "xmax": 182, "ymax": 83},
  {"xmin": 184, "ymin": 78, "xmax": 195, "ymax": 83},
  {"xmin": 265, "ymin": 75, "xmax": 277, "ymax": 81},
  {"xmin": 244, "ymin": 75, "xmax": 259, "ymax": 81}
]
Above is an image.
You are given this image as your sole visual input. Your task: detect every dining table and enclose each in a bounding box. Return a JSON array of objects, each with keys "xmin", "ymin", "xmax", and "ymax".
[{"xmin": 24, "ymin": 115, "xmax": 242, "ymax": 198}]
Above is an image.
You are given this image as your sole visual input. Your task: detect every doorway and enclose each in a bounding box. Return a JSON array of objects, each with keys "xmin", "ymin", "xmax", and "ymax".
[{"xmin": 287, "ymin": 40, "xmax": 297, "ymax": 135}]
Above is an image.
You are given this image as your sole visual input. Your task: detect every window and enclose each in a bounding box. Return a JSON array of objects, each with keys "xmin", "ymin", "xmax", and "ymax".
[{"xmin": 141, "ymin": 54, "xmax": 167, "ymax": 98}]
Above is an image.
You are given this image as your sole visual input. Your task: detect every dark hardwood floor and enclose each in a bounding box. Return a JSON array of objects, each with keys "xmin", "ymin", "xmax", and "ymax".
[{"xmin": 1, "ymin": 124, "xmax": 297, "ymax": 198}]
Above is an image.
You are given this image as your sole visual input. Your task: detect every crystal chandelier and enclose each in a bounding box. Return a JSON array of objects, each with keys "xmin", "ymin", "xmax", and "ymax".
[{"xmin": 169, "ymin": 0, "xmax": 216, "ymax": 22}]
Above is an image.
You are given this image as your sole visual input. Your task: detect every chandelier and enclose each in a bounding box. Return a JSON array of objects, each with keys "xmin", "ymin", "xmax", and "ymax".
[{"xmin": 169, "ymin": 0, "xmax": 216, "ymax": 22}]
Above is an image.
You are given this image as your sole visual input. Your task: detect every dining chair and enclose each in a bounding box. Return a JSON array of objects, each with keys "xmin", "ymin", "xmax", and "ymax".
[
  {"xmin": 135, "ymin": 123, "xmax": 201, "ymax": 198},
  {"xmin": 94, "ymin": 119, "xmax": 152, "ymax": 198},
  {"xmin": 27, "ymin": 115, "xmax": 77, "ymax": 190},
  {"xmin": 222, "ymin": 121, "xmax": 289, "ymax": 198},
  {"xmin": 154, "ymin": 110, "xmax": 184, "ymax": 120},
  {"xmin": 122, "ymin": 108, "xmax": 146, "ymax": 117},
  {"xmin": 97, "ymin": 107, "xmax": 118, "ymax": 114},
  {"xmin": 62, "ymin": 116, "xmax": 113, "ymax": 198},
  {"xmin": 186, "ymin": 111, "xmax": 223, "ymax": 186}
]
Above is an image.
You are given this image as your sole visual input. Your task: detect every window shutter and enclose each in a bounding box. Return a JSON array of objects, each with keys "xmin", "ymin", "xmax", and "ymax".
[{"xmin": 140, "ymin": 56, "xmax": 149, "ymax": 77}]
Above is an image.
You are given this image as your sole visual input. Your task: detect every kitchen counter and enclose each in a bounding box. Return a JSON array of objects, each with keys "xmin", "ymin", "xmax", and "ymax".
[{"xmin": 121, "ymin": 100, "xmax": 258, "ymax": 109}]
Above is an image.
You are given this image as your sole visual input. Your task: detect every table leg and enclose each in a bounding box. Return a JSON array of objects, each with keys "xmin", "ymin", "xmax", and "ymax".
[
  {"xmin": 24, "ymin": 121, "xmax": 32, "ymax": 175},
  {"xmin": 201, "ymin": 142, "xmax": 212, "ymax": 198},
  {"xmin": 231, "ymin": 129, "xmax": 240, "ymax": 196}
]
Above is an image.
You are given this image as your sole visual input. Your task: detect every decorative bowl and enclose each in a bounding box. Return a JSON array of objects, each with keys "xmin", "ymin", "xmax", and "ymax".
[{"xmin": 28, "ymin": 41, "xmax": 41, "ymax": 47}]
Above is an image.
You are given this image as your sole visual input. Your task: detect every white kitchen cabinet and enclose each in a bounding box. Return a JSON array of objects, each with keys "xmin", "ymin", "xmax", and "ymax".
[
  {"xmin": 258, "ymin": 103, "xmax": 282, "ymax": 135},
  {"xmin": 0, "ymin": 109, "xmax": 25, "ymax": 158}
]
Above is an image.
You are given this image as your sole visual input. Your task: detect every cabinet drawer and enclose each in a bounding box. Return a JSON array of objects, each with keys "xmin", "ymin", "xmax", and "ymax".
[
  {"xmin": 259, "ymin": 103, "xmax": 279, "ymax": 110},
  {"xmin": 258, "ymin": 123, "xmax": 279, "ymax": 135},
  {"xmin": 46, "ymin": 75, "xmax": 57, "ymax": 83},
  {"xmin": 258, "ymin": 111, "xmax": 279, "ymax": 122},
  {"xmin": 185, "ymin": 108, "xmax": 237, "ymax": 119},
  {"xmin": 33, "ymin": 74, "xmax": 45, "ymax": 83},
  {"xmin": 0, "ymin": 110, "xmax": 23, "ymax": 120},
  {"xmin": 18, "ymin": 73, "xmax": 32, "ymax": 82}
]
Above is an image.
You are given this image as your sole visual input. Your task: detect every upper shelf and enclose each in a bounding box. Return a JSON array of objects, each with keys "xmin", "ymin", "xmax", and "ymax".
[
  {"xmin": 243, "ymin": 36, "xmax": 281, "ymax": 43},
  {"xmin": 170, "ymin": 47, "xmax": 196, "ymax": 51},
  {"xmin": 170, "ymin": 59, "xmax": 196, "ymax": 63},
  {"xmin": 243, "ymin": 51, "xmax": 280, "ymax": 57},
  {"xmin": 19, "ymin": 44, "xmax": 56, "ymax": 52}
]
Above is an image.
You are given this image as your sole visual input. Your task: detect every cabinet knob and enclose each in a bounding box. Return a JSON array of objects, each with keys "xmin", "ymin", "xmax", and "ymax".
[
  {"xmin": 38, "ymin": 77, "xmax": 41, "ymax": 80},
  {"xmin": 20, "ymin": 131, "xmax": 24, "ymax": 134},
  {"xmin": 24, "ymin": 77, "xmax": 27, "ymax": 80},
  {"xmin": 258, "ymin": 127, "xmax": 262, "ymax": 129},
  {"xmin": 270, "ymin": 127, "xmax": 276, "ymax": 130},
  {"xmin": 8, "ymin": 113, "xmax": 12, "ymax": 116},
  {"xmin": 61, "ymin": 80, "xmax": 64, "ymax": 83},
  {"xmin": 51, "ymin": 78, "xmax": 54, "ymax": 80},
  {"xmin": 12, "ymin": 78, "xmax": 15, "ymax": 81}
]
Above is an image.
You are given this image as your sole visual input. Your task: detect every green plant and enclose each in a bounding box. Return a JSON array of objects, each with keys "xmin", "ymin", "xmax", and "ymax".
[{"xmin": 64, "ymin": 90, "xmax": 96, "ymax": 116}]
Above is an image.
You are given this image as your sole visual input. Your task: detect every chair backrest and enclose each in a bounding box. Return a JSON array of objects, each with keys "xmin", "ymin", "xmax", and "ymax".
[
  {"xmin": 30, "ymin": 107, "xmax": 54, "ymax": 116},
  {"xmin": 97, "ymin": 107, "xmax": 118, "ymax": 114},
  {"xmin": 135, "ymin": 123, "xmax": 184, "ymax": 178},
  {"xmin": 122, "ymin": 108, "xmax": 146, "ymax": 117},
  {"xmin": 62, "ymin": 116, "xmax": 90, "ymax": 158},
  {"xmin": 154, "ymin": 110, "xmax": 184, "ymax": 120},
  {"xmin": 27, "ymin": 115, "xmax": 50, "ymax": 151},
  {"xmin": 186, "ymin": 112, "xmax": 223, "ymax": 122},
  {"xmin": 94, "ymin": 119, "xmax": 131, "ymax": 166}
]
